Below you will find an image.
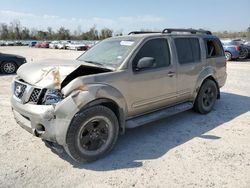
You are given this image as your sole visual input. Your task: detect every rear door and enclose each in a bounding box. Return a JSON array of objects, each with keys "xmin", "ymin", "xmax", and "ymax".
[{"xmin": 174, "ymin": 37, "xmax": 205, "ymax": 101}]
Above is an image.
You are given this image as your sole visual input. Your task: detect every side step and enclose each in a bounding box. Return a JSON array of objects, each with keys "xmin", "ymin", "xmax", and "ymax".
[{"xmin": 126, "ymin": 102, "xmax": 193, "ymax": 128}]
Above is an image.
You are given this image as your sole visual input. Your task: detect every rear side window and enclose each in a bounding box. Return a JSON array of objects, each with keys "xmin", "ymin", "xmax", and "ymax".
[
  {"xmin": 205, "ymin": 39, "xmax": 224, "ymax": 58},
  {"xmin": 133, "ymin": 38, "xmax": 171, "ymax": 70},
  {"xmin": 174, "ymin": 38, "xmax": 201, "ymax": 64}
]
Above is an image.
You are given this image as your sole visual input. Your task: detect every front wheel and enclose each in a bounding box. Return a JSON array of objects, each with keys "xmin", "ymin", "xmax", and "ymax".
[
  {"xmin": 194, "ymin": 80, "xmax": 218, "ymax": 114},
  {"xmin": 65, "ymin": 105, "xmax": 119, "ymax": 163}
]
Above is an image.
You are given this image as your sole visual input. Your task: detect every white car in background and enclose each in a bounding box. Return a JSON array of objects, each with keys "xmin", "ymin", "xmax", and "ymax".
[
  {"xmin": 57, "ymin": 41, "xmax": 71, "ymax": 49},
  {"xmin": 67, "ymin": 41, "xmax": 88, "ymax": 51},
  {"xmin": 49, "ymin": 41, "xmax": 59, "ymax": 49}
]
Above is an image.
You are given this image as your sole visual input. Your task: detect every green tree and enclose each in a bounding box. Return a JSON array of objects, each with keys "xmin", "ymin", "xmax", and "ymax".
[
  {"xmin": 82, "ymin": 26, "xmax": 99, "ymax": 40},
  {"xmin": 57, "ymin": 27, "xmax": 70, "ymax": 40},
  {"xmin": 0, "ymin": 24, "xmax": 9, "ymax": 39},
  {"xmin": 21, "ymin": 28, "xmax": 30, "ymax": 40},
  {"xmin": 47, "ymin": 27, "xmax": 54, "ymax": 40},
  {"xmin": 99, "ymin": 28, "xmax": 113, "ymax": 39}
]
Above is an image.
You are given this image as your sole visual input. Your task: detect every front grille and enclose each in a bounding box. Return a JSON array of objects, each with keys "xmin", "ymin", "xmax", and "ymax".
[
  {"xmin": 29, "ymin": 88, "xmax": 42, "ymax": 103},
  {"xmin": 14, "ymin": 82, "xmax": 27, "ymax": 99}
]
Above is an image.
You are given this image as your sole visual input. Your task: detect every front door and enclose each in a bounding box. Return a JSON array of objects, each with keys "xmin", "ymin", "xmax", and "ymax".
[{"xmin": 127, "ymin": 38, "xmax": 177, "ymax": 117}]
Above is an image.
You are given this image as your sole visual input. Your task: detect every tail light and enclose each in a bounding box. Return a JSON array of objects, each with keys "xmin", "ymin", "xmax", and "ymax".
[{"xmin": 233, "ymin": 45, "xmax": 240, "ymax": 51}]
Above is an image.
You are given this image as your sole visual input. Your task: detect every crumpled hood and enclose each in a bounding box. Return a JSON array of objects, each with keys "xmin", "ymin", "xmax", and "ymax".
[
  {"xmin": 17, "ymin": 59, "xmax": 112, "ymax": 89},
  {"xmin": 17, "ymin": 59, "xmax": 82, "ymax": 89}
]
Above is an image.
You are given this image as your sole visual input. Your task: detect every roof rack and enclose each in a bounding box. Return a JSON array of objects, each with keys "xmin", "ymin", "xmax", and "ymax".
[
  {"xmin": 128, "ymin": 31, "xmax": 161, "ymax": 35},
  {"xmin": 162, "ymin": 28, "xmax": 212, "ymax": 35}
]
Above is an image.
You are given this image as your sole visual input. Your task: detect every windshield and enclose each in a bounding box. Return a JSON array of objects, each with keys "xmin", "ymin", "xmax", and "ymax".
[{"xmin": 77, "ymin": 38, "xmax": 140, "ymax": 69}]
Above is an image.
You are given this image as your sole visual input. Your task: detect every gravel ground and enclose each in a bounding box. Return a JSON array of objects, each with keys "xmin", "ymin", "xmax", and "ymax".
[{"xmin": 0, "ymin": 47, "xmax": 250, "ymax": 188}]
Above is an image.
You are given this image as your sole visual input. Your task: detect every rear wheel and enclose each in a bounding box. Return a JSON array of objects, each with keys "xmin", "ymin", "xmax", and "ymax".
[
  {"xmin": 225, "ymin": 52, "xmax": 232, "ymax": 61},
  {"xmin": 239, "ymin": 48, "xmax": 248, "ymax": 60},
  {"xmin": 65, "ymin": 105, "xmax": 119, "ymax": 163},
  {"xmin": 194, "ymin": 80, "xmax": 218, "ymax": 114},
  {"xmin": 1, "ymin": 61, "xmax": 18, "ymax": 74}
]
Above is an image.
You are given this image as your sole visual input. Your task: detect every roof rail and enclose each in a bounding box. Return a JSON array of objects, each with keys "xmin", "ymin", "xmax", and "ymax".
[
  {"xmin": 128, "ymin": 31, "xmax": 161, "ymax": 35},
  {"xmin": 162, "ymin": 28, "xmax": 212, "ymax": 35}
]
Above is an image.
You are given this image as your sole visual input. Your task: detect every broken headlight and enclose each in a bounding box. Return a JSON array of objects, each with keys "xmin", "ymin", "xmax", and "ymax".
[{"xmin": 43, "ymin": 89, "xmax": 63, "ymax": 105}]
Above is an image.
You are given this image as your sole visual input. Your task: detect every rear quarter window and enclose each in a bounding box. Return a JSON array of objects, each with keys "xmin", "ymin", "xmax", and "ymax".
[{"xmin": 204, "ymin": 38, "xmax": 224, "ymax": 58}]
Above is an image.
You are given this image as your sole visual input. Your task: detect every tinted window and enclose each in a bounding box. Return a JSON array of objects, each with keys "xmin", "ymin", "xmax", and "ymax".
[
  {"xmin": 205, "ymin": 39, "xmax": 224, "ymax": 58},
  {"xmin": 175, "ymin": 38, "xmax": 201, "ymax": 64},
  {"xmin": 133, "ymin": 38, "xmax": 170, "ymax": 70}
]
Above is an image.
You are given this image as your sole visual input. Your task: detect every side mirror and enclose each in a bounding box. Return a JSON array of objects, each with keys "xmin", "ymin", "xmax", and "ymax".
[{"xmin": 136, "ymin": 57, "xmax": 155, "ymax": 70}]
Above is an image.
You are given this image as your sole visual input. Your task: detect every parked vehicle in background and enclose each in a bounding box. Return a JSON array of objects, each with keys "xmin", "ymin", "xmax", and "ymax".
[
  {"xmin": 35, "ymin": 42, "xmax": 42, "ymax": 48},
  {"xmin": 221, "ymin": 39, "xmax": 246, "ymax": 61},
  {"xmin": 231, "ymin": 39, "xmax": 250, "ymax": 59},
  {"xmin": 4, "ymin": 41, "xmax": 14, "ymax": 46},
  {"xmin": 244, "ymin": 41, "xmax": 250, "ymax": 47},
  {"xmin": 49, "ymin": 41, "xmax": 59, "ymax": 49},
  {"xmin": 0, "ymin": 52, "xmax": 26, "ymax": 74},
  {"xmin": 21, "ymin": 41, "xmax": 30, "ymax": 46},
  {"xmin": 11, "ymin": 28, "xmax": 227, "ymax": 162},
  {"xmin": 57, "ymin": 41, "xmax": 71, "ymax": 49},
  {"xmin": 14, "ymin": 41, "xmax": 22, "ymax": 46},
  {"xmin": 35, "ymin": 41, "xmax": 50, "ymax": 48},
  {"xmin": 67, "ymin": 41, "xmax": 88, "ymax": 51},
  {"xmin": 0, "ymin": 41, "xmax": 5, "ymax": 46},
  {"xmin": 29, "ymin": 41, "xmax": 37, "ymax": 47},
  {"xmin": 40, "ymin": 42, "xmax": 50, "ymax": 48}
]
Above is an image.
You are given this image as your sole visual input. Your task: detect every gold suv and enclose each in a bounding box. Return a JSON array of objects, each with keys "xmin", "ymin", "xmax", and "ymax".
[{"xmin": 11, "ymin": 29, "xmax": 227, "ymax": 162}]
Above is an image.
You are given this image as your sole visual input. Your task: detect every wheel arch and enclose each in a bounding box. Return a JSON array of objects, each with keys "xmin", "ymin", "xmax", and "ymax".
[
  {"xmin": 78, "ymin": 98, "xmax": 126, "ymax": 134},
  {"xmin": 194, "ymin": 72, "xmax": 220, "ymax": 102}
]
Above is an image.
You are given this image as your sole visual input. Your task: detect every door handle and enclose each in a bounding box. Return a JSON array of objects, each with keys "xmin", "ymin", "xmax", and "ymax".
[{"xmin": 167, "ymin": 71, "xmax": 175, "ymax": 77}]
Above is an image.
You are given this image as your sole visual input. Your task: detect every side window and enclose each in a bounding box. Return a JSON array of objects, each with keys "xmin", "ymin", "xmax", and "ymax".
[
  {"xmin": 205, "ymin": 39, "xmax": 224, "ymax": 58},
  {"xmin": 174, "ymin": 38, "xmax": 201, "ymax": 64},
  {"xmin": 133, "ymin": 38, "xmax": 170, "ymax": 70}
]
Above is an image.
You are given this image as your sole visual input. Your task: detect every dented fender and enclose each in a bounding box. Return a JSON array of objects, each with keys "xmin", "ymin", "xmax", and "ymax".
[
  {"xmin": 61, "ymin": 79, "xmax": 128, "ymax": 133},
  {"xmin": 193, "ymin": 66, "xmax": 218, "ymax": 99},
  {"xmin": 64, "ymin": 83, "xmax": 128, "ymax": 115}
]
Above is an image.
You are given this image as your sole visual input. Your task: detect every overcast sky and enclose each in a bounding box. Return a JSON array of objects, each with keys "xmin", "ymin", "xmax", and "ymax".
[{"xmin": 0, "ymin": 0, "xmax": 249, "ymax": 33}]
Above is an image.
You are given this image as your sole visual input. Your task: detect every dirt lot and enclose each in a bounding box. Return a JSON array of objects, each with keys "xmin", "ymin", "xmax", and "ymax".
[{"xmin": 0, "ymin": 47, "xmax": 250, "ymax": 188}]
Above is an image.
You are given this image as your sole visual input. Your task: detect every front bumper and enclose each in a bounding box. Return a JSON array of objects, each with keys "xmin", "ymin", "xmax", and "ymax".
[{"xmin": 11, "ymin": 94, "xmax": 79, "ymax": 146}]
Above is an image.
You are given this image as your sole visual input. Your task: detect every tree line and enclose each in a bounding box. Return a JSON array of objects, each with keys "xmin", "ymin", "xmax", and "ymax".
[
  {"xmin": 213, "ymin": 27, "xmax": 250, "ymax": 39},
  {"xmin": 0, "ymin": 20, "xmax": 121, "ymax": 41},
  {"xmin": 0, "ymin": 20, "xmax": 250, "ymax": 40}
]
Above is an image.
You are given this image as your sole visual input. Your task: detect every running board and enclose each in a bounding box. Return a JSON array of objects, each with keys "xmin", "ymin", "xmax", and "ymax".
[{"xmin": 126, "ymin": 102, "xmax": 193, "ymax": 128}]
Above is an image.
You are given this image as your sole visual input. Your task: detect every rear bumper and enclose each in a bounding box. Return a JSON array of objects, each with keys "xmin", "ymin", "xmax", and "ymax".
[{"xmin": 218, "ymin": 72, "xmax": 227, "ymax": 88}]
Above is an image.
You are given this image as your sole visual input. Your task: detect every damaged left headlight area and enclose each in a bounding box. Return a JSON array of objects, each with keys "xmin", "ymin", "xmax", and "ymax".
[
  {"xmin": 13, "ymin": 79, "xmax": 63, "ymax": 105},
  {"xmin": 28, "ymin": 87, "xmax": 63, "ymax": 105},
  {"xmin": 42, "ymin": 89, "xmax": 63, "ymax": 105}
]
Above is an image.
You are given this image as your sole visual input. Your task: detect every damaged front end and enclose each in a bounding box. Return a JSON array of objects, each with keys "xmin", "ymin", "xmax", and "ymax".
[{"xmin": 11, "ymin": 59, "xmax": 113, "ymax": 145}]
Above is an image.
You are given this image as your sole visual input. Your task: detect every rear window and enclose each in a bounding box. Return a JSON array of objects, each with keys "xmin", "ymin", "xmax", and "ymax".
[
  {"xmin": 204, "ymin": 38, "xmax": 224, "ymax": 58},
  {"xmin": 174, "ymin": 38, "xmax": 201, "ymax": 64}
]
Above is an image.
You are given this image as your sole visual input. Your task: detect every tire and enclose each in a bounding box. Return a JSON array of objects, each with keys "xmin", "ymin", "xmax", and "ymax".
[
  {"xmin": 1, "ymin": 61, "xmax": 18, "ymax": 74},
  {"xmin": 194, "ymin": 79, "xmax": 218, "ymax": 114},
  {"xmin": 65, "ymin": 105, "xmax": 119, "ymax": 163},
  {"xmin": 239, "ymin": 48, "xmax": 248, "ymax": 60},
  {"xmin": 225, "ymin": 51, "xmax": 232, "ymax": 61}
]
